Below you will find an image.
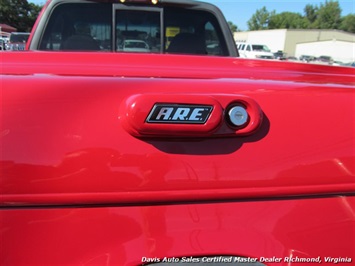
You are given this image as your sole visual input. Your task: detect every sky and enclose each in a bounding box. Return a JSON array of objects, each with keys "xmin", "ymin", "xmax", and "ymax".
[{"xmin": 28, "ymin": 0, "xmax": 355, "ymax": 31}]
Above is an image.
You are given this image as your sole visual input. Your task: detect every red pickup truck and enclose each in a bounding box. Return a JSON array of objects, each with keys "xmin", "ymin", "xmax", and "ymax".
[{"xmin": 1, "ymin": 0, "xmax": 354, "ymax": 265}]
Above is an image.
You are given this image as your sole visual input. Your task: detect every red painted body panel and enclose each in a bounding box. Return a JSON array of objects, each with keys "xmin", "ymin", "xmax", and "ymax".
[
  {"xmin": 1, "ymin": 197, "xmax": 354, "ymax": 265},
  {"xmin": 1, "ymin": 51, "xmax": 355, "ymax": 264},
  {"xmin": 2, "ymin": 52, "xmax": 355, "ymax": 85}
]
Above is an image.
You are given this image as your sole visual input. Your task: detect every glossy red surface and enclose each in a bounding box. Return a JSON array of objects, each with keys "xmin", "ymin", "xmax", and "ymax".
[
  {"xmin": 2, "ymin": 52, "xmax": 355, "ymax": 85},
  {"xmin": 1, "ymin": 52, "xmax": 355, "ymax": 265},
  {"xmin": 1, "ymin": 70, "xmax": 354, "ymax": 206},
  {"xmin": 1, "ymin": 197, "xmax": 354, "ymax": 265}
]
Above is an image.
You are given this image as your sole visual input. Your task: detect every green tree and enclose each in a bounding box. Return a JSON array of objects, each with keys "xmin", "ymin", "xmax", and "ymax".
[
  {"xmin": 340, "ymin": 14, "xmax": 355, "ymax": 33},
  {"xmin": 269, "ymin": 12, "xmax": 308, "ymax": 29},
  {"xmin": 314, "ymin": 0, "xmax": 342, "ymax": 29},
  {"xmin": 247, "ymin": 7, "xmax": 274, "ymax": 30},
  {"xmin": 304, "ymin": 4, "xmax": 318, "ymax": 26},
  {"xmin": 246, "ymin": 0, "xmax": 354, "ymax": 32},
  {"xmin": 0, "ymin": 0, "xmax": 42, "ymax": 32},
  {"xmin": 228, "ymin": 21, "xmax": 238, "ymax": 33}
]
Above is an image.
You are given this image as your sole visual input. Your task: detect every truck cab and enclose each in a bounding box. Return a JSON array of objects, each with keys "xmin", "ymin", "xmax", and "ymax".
[{"xmin": 28, "ymin": 0, "xmax": 238, "ymax": 56}]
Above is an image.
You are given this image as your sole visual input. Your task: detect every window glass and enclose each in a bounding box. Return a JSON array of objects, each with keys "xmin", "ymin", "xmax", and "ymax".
[
  {"xmin": 39, "ymin": 3, "xmax": 111, "ymax": 51},
  {"xmin": 252, "ymin": 45, "xmax": 270, "ymax": 52},
  {"xmin": 38, "ymin": 2, "xmax": 227, "ymax": 56},
  {"xmin": 164, "ymin": 7, "xmax": 228, "ymax": 56},
  {"xmin": 205, "ymin": 22, "xmax": 223, "ymax": 55},
  {"xmin": 115, "ymin": 10, "xmax": 161, "ymax": 53},
  {"xmin": 10, "ymin": 33, "xmax": 30, "ymax": 43}
]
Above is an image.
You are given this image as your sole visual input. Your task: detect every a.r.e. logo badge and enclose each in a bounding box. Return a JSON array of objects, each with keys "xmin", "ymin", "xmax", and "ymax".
[{"xmin": 146, "ymin": 104, "xmax": 213, "ymax": 124}]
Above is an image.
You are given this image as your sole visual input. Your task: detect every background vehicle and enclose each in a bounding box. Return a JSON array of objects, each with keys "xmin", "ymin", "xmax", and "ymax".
[
  {"xmin": 122, "ymin": 39, "xmax": 150, "ymax": 52},
  {"xmin": 273, "ymin": 50, "xmax": 286, "ymax": 60},
  {"xmin": 299, "ymin": 55, "xmax": 317, "ymax": 62},
  {"xmin": 286, "ymin": 56, "xmax": 298, "ymax": 61},
  {"xmin": 316, "ymin": 55, "xmax": 334, "ymax": 65},
  {"xmin": 5, "ymin": 32, "xmax": 30, "ymax": 50},
  {"xmin": 1, "ymin": 0, "xmax": 354, "ymax": 265},
  {"xmin": 236, "ymin": 42, "xmax": 275, "ymax": 59},
  {"xmin": 0, "ymin": 39, "xmax": 5, "ymax": 50}
]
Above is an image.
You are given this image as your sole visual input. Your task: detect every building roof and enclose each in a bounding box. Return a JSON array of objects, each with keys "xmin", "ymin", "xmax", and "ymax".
[{"xmin": 0, "ymin": 24, "xmax": 17, "ymax": 33}]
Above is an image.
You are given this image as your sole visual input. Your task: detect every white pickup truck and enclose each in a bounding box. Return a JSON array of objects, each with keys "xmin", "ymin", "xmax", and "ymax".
[{"xmin": 236, "ymin": 42, "xmax": 275, "ymax": 59}]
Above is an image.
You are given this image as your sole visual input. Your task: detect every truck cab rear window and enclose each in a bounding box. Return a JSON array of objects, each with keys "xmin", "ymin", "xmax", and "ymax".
[
  {"xmin": 115, "ymin": 9, "xmax": 161, "ymax": 53},
  {"xmin": 38, "ymin": 2, "xmax": 228, "ymax": 56},
  {"xmin": 39, "ymin": 3, "xmax": 111, "ymax": 51}
]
